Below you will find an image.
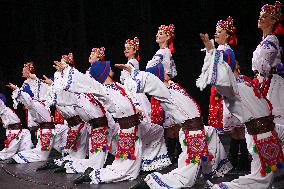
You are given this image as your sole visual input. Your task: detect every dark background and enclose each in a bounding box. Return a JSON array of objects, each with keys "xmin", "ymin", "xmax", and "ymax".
[{"xmin": 0, "ymin": 0, "xmax": 283, "ymax": 128}]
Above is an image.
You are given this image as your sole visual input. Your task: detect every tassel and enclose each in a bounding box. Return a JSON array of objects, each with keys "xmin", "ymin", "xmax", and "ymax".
[
  {"xmin": 271, "ymin": 165, "xmax": 277, "ymax": 172},
  {"xmin": 260, "ymin": 168, "xmax": 266, "ymax": 176},
  {"xmin": 183, "ymin": 138, "xmax": 187, "ymax": 145},
  {"xmin": 253, "ymin": 145, "xmax": 258, "ymax": 153},
  {"xmin": 102, "ymin": 146, "xmax": 107, "ymax": 152},
  {"xmin": 185, "ymin": 158, "xmax": 190, "ymax": 164},
  {"xmin": 265, "ymin": 166, "xmax": 271, "ymax": 173},
  {"xmin": 201, "ymin": 156, "xmax": 208, "ymax": 162},
  {"xmin": 195, "ymin": 157, "xmax": 201, "ymax": 164},
  {"xmin": 277, "ymin": 162, "xmax": 283, "ymax": 169}
]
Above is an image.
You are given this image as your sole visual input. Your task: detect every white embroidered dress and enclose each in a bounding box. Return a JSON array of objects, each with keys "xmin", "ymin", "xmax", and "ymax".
[
  {"xmin": 144, "ymin": 81, "xmax": 231, "ymax": 188},
  {"xmin": 11, "ymin": 77, "xmax": 55, "ymax": 163},
  {"xmin": 252, "ymin": 35, "xmax": 284, "ymax": 125},
  {"xmin": 197, "ymin": 47, "xmax": 284, "ymax": 189},
  {"xmin": 0, "ymin": 100, "xmax": 33, "ymax": 160}
]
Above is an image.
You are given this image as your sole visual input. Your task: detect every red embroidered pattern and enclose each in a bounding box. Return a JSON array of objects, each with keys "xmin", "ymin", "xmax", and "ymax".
[
  {"xmin": 111, "ymin": 82, "xmax": 138, "ymax": 160},
  {"xmin": 65, "ymin": 123, "xmax": 84, "ymax": 152},
  {"xmin": 115, "ymin": 126, "xmax": 138, "ymax": 160},
  {"xmin": 150, "ymin": 96, "xmax": 165, "ymax": 125},
  {"xmin": 4, "ymin": 129, "xmax": 22, "ymax": 148},
  {"xmin": 54, "ymin": 109, "xmax": 64, "ymax": 124},
  {"xmin": 208, "ymin": 87, "xmax": 223, "ymax": 129},
  {"xmin": 242, "ymin": 76, "xmax": 273, "ymax": 112},
  {"xmin": 253, "ymin": 130, "xmax": 284, "ymax": 176},
  {"xmin": 183, "ymin": 129, "xmax": 212, "ymax": 164},
  {"xmin": 90, "ymin": 127, "xmax": 110, "ymax": 153},
  {"xmin": 39, "ymin": 129, "xmax": 53, "ymax": 151}
]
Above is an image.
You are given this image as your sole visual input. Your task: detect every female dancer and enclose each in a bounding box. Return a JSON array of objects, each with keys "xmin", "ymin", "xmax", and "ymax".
[{"xmin": 198, "ymin": 14, "xmax": 284, "ymax": 189}]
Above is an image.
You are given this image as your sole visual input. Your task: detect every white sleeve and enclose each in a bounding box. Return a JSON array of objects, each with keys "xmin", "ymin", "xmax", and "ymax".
[
  {"xmin": 11, "ymin": 88, "xmax": 21, "ymax": 109},
  {"xmin": 67, "ymin": 69, "xmax": 116, "ymax": 114},
  {"xmin": 146, "ymin": 50, "xmax": 164, "ymax": 69},
  {"xmin": 0, "ymin": 100, "xmax": 21, "ymax": 126},
  {"xmin": 0, "ymin": 100, "xmax": 5, "ymax": 115},
  {"xmin": 18, "ymin": 91, "xmax": 52, "ymax": 123},
  {"xmin": 56, "ymin": 90, "xmax": 79, "ymax": 107},
  {"xmin": 252, "ymin": 35, "xmax": 280, "ymax": 76},
  {"xmin": 130, "ymin": 69, "xmax": 187, "ymax": 124},
  {"xmin": 196, "ymin": 49, "xmax": 238, "ymax": 98}
]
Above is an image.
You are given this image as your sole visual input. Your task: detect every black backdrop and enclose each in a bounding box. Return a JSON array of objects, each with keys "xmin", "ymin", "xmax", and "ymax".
[{"xmin": 0, "ymin": 0, "xmax": 282, "ymax": 125}]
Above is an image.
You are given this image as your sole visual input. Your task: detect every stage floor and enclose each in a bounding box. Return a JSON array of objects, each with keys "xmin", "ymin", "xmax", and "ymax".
[{"xmin": 0, "ymin": 134, "xmax": 248, "ymax": 189}]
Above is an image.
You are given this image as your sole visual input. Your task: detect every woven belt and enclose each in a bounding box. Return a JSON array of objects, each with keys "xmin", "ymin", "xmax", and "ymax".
[
  {"xmin": 88, "ymin": 116, "xmax": 108, "ymax": 129},
  {"xmin": 39, "ymin": 122, "xmax": 55, "ymax": 129},
  {"xmin": 7, "ymin": 123, "xmax": 21, "ymax": 130},
  {"xmin": 114, "ymin": 114, "xmax": 140, "ymax": 129},
  {"xmin": 181, "ymin": 117, "xmax": 204, "ymax": 131},
  {"xmin": 66, "ymin": 115, "xmax": 83, "ymax": 127},
  {"xmin": 245, "ymin": 115, "xmax": 275, "ymax": 135}
]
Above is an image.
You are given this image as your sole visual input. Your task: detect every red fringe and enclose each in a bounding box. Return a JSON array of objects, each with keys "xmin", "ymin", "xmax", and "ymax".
[
  {"xmin": 229, "ymin": 33, "xmax": 238, "ymax": 46},
  {"xmin": 168, "ymin": 40, "xmax": 175, "ymax": 54},
  {"xmin": 135, "ymin": 54, "xmax": 140, "ymax": 62},
  {"xmin": 273, "ymin": 23, "xmax": 284, "ymax": 35},
  {"xmin": 100, "ymin": 56, "xmax": 105, "ymax": 62}
]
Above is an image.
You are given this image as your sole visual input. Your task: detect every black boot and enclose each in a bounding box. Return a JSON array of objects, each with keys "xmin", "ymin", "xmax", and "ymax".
[
  {"xmin": 5, "ymin": 158, "xmax": 17, "ymax": 164},
  {"xmin": 73, "ymin": 167, "xmax": 93, "ymax": 185},
  {"xmin": 36, "ymin": 159, "xmax": 59, "ymax": 171},
  {"xmin": 54, "ymin": 160, "xmax": 69, "ymax": 173},
  {"xmin": 165, "ymin": 138, "xmax": 176, "ymax": 164},
  {"xmin": 228, "ymin": 138, "xmax": 240, "ymax": 170},
  {"xmin": 174, "ymin": 139, "xmax": 182, "ymax": 163},
  {"xmin": 130, "ymin": 180, "xmax": 150, "ymax": 189},
  {"xmin": 238, "ymin": 139, "xmax": 250, "ymax": 172}
]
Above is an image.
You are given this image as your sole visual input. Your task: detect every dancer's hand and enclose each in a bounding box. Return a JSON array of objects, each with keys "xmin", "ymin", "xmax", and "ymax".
[
  {"xmin": 114, "ymin": 64, "xmax": 132, "ymax": 73},
  {"xmin": 200, "ymin": 33, "xmax": 213, "ymax": 51},
  {"xmin": 6, "ymin": 82, "xmax": 17, "ymax": 90},
  {"xmin": 41, "ymin": 75, "xmax": 53, "ymax": 85}
]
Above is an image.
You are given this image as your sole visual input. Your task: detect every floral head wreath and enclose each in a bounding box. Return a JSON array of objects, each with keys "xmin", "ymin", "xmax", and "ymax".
[
  {"xmin": 24, "ymin": 61, "xmax": 35, "ymax": 74},
  {"xmin": 158, "ymin": 24, "xmax": 175, "ymax": 38},
  {"xmin": 125, "ymin": 37, "xmax": 140, "ymax": 51},
  {"xmin": 216, "ymin": 16, "xmax": 238, "ymax": 45},
  {"xmin": 260, "ymin": 1, "xmax": 283, "ymax": 21},
  {"xmin": 62, "ymin": 53, "xmax": 74, "ymax": 66},
  {"xmin": 125, "ymin": 37, "xmax": 140, "ymax": 61},
  {"xmin": 92, "ymin": 47, "xmax": 105, "ymax": 61}
]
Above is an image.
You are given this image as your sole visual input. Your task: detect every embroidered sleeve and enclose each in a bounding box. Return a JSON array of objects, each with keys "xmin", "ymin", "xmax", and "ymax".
[
  {"xmin": 128, "ymin": 59, "xmax": 139, "ymax": 70},
  {"xmin": 223, "ymin": 49, "xmax": 235, "ymax": 71},
  {"xmin": 146, "ymin": 50, "xmax": 164, "ymax": 69},
  {"xmin": 196, "ymin": 49, "xmax": 238, "ymax": 98},
  {"xmin": 252, "ymin": 35, "xmax": 280, "ymax": 76},
  {"xmin": 130, "ymin": 68, "xmax": 187, "ymax": 124},
  {"xmin": 17, "ymin": 90, "xmax": 34, "ymax": 109},
  {"xmin": 0, "ymin": 100, "xmax": 5, "ymax": 115},
  {"xmin": 67, "ymin": 69, "xmax": 116, "ymax": 114},
  {"xmin": 11, "ymin": 88, "xmax": 21, "ymax": 109}
]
